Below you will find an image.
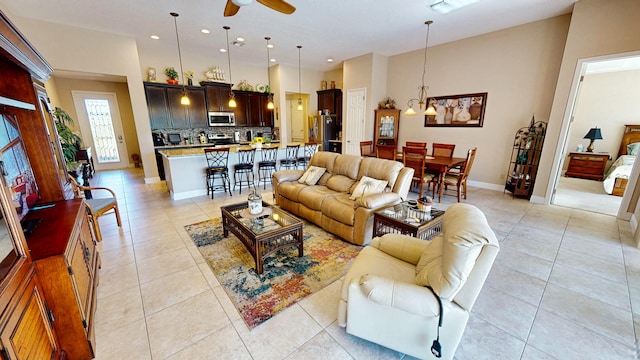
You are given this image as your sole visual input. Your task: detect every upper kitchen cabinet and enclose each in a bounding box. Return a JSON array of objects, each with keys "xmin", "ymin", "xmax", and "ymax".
[
  {"xmin": 233, "ymin": 91, "xmax": 273, "ymax": 127},
  {"xmin": 201, "ymin": 81, "xmax": 233, "ymax": 113},
  {"xmin": 317, "ymin": 89, "xmax": 342, "ymax": 116},
  {"xmin": 144, "ymin": 82, "xmax": 207, "ymax": 129},
  {"xmin": 144, "ymin": 83, "xmax": 170, "ymax": 129},
  {"xmin": 166, "ymin": 87, "xmax": 207, "ymax": 129}
]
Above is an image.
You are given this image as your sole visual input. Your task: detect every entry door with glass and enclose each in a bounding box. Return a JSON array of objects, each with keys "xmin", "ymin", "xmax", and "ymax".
[{"xmin": 72, "ymin": 91, "xmax": 129, "ymax": 170}]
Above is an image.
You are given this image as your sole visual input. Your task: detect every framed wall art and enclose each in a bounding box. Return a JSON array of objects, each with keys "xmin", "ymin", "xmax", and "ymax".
[{"xmin": 424, "ymin": 92, "xmax": 488, "ymax": 127}]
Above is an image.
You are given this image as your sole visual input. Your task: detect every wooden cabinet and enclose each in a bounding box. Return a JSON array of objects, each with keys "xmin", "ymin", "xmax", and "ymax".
[
  {"xmin": 144, "ymin": 83, "xmax": 171, "ymax": 129},
  {"xmin": 565, "ymin": 152, "xmax": 609, "ymax": 180},
  {"xmin": 505, "ymin": 120, "xmax": 547, "ymax": 199},
  {"xmin": 0, "ymin": 265, "xmax": 62, "ymax": 360},
  {"xmin": 202, "ymin": 81, "xmax": 233, "ymax": 113},
  {"xmin": 374, "ymin": 109, "xmax": 400, "ymax": 146},
  {"xmin": 144, "ymin": 82, "xmax": 207, "ymax": 129},
  {"xmin": 317, "ymin": 89, "xmax": 342, "ymax": 116},
  {"xmin": 233, "ymin": 91, "xmax": 273, "ymax": 127},
  {"xmin": 25, "ymin": 199, "xmax": 98, "ymax": 360}
]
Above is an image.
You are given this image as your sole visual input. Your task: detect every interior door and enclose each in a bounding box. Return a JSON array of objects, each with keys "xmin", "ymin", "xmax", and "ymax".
[
  {"xmin": 345, "ymin": 88, "xmax": 366, "ymax": 155},
  {"xmin": 288, "ymin": 99, "xmax": 305, "ymax": 142},
  {"xmin": 72, "ymin": 91, "xmax": 129, "ymax": 170}
]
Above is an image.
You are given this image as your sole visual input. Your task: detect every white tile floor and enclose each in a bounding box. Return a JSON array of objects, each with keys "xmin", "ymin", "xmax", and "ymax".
[{"xmin": 91, "ymin": 169, "xmax": 639, "ymax": 359}]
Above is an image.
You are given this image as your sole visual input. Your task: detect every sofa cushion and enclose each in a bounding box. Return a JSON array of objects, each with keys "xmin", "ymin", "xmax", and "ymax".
[
  {"xmin": 358, "ymin": 157, "xmax": 404, "ymax": 192},
  {"xmin": 415, "ymin": 203, "xmax": 494, "ymax": 299},
  {"xmin": 277, "ymin": 181, "xmax": 308, "ymax": 202},
  {"xmin": 327, "ymin": 175, "xmax": 357, "ymax": 193},
  {"xmin": 298, "ymin": 166, "xmax": 326, "ymax": 185},
  {"xmin": 332, "ymin": 154, "xmax": 362, "ymax": 179},
  {"xmin": 321, "ymin": 193, "xmax": 356, "ymax": 226},
  {"xmin": 309, "ymin": 151, "xmax": 339, "ymax": 174},
  {"xmin": 298, "ymin": 185, "xmax": 340, "ymax": 211},
  {"xmin": 349, "ymin": 176, "xmax": 388, "ymax": 200}
]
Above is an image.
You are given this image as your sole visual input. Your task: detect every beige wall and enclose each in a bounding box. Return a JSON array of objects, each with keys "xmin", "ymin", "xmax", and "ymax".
[
  {"xmin": 538, "ymin": 0, "xmax": 640, "ymax": 203},
  {"xmin": 46, "ymin": 77, "xmax": 140, "ymax": 164},
  {"xmin": 563, "ymin": 69, "xmax": 640, "ymax": 172},
  {"xmin": 387, "ymin": 15, "xmax": 570, "ymax": 187}
]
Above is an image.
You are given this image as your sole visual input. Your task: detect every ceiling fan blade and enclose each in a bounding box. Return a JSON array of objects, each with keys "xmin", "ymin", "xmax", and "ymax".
[
  {"xmin": 224, "ymin": 0, "xmax": 241, "ymax": 16},
  {"xmin": 256, "ymin": 0, "xmax": 296, "ymax": 14}
]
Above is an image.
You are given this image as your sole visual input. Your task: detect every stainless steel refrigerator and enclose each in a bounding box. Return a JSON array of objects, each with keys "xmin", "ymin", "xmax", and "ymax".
[{"xmin": 322, "ymin": 115, "xmax": 341, "ymax": 153}]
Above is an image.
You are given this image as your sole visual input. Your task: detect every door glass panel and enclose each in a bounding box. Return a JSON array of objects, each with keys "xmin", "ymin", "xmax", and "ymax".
[{"xmin": 84, "ymin": 99, "xmax": 120, "ymax": 163}]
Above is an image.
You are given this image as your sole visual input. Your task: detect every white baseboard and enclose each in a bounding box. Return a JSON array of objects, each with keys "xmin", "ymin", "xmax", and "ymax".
[{"xmin": 467, "ymin": 180, "xmax": 503, "ymax": 192}]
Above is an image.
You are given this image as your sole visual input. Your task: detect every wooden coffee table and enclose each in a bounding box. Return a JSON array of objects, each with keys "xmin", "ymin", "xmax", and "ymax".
[
  {"xmin": 221, "ymin": 201, "xmax": 303, "ymax": 275},
  {"xmin": 373, "ymin": 202, "xmax": 445, "ymax": 240}
]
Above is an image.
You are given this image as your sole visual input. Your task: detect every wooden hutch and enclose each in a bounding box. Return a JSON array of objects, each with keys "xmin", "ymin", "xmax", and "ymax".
[{"xmin": 0, "ymin": 11, "xmax": 100, "ymax": 359}]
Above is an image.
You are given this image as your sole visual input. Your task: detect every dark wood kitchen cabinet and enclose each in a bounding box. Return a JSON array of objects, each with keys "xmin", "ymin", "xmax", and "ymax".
[
  {"xmin": 317, "ymin": 89, "xmax": 342, "ymax": 116},
  {"xmin": 233, "ymin": 91, "xmax": 273, "ymax": 127},
  {"xmin": 144, "ymin": 82, "xmax": 207, "ymax": 129},
  {"xmin": 201, "ymin": 81, "xmax": 233, "ymax": 113}
]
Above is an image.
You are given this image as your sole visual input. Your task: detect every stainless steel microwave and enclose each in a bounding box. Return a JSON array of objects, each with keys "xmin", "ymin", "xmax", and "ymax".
[{"xmin": 208, "ymin": 112, "xmax": 235, "ymax": 127}]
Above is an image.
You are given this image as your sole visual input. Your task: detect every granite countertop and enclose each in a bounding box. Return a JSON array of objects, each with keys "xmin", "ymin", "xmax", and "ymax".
[
  {"xmin": 155, "ymin": 140, "xmax": 280, "ymax": 150},
  {"xmin": 159, "ymin": 142, "xmax": 292, "ymax": 158}
]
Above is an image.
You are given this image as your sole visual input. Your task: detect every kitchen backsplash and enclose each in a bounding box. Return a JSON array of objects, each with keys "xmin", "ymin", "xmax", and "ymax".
[{"xmin": 153, "ymin": 126, "xmax": 272, "ymax": 145}]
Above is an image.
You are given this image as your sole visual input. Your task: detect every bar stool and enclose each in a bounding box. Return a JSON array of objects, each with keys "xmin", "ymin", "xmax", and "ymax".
[
  {"xmin": 233, "ymin": 148, "xmax": 256, "ymax": 194},
  {"xmin": 257, "ymin": 146, "xmax": 278, "ymax": 189},
  {"xmin": 279, "ymin": 144, "xmax": 300, "ymax": 170},
  {"xmin": 205, "ymin": 147, "xmax": 232, "ymax": 198},
  {"xmin": 297, "ymin": 142, "xmax": 319, "ymax": 169}
]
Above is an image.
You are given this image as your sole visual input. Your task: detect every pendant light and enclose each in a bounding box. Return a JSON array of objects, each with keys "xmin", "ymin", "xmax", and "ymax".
[
  {"xmin": 297, "ymin": 45, "xmax": 303, "ymax": 111},
  {"xmin": 223, "ymin": 26, "xmax": 237, "ymax": 108},
  {"xmin": 170, "ymin": 12, "xmax": 190, "ymax": 106},
  {"xmin": 405, "ymin": 21, "xmax": 437, "ymax": 116},
  {"xmin": 265, "ymin": 37, "xmax": 274, "ymax": 110}
]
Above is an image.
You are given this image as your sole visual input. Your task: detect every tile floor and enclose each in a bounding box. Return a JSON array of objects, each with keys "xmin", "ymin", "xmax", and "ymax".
[{"xmin": 90, "ymin": 169, "xmax": 639, "ymax": 360}]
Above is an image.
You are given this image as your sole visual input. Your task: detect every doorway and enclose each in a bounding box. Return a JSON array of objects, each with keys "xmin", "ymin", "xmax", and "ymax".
[
  {"xmin": 550, "ymin": 53, "xmax": 640, "ymax": 216},
  {"xmin": 72, "ymin": 91, "xmax": 129, "ymax": 170},
  {"xmin": 345, "ymin": 88, "xmax": 366, "ymax": 155},
  {"xmin": 286, "ymin": 93, "xmax": 308, "ymax": 143}
]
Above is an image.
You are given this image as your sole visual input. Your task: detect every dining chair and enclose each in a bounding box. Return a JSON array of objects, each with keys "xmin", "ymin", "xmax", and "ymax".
[
  {"xmin": 432, "ymin": 143, "xmax": 456, "ymax": 157},
  {"xmin": 359, "ymin": 141, "xmax": 375, "ymax": 157},
  {"xmin": 405, "ymin": 141, "xmax": 427, "ymax": 149},
  {"xmin": 67, "ymin": 174, "xmax": 122, "ymax": 242},
  {"xmin": 376, "ymin": 144, "xmax": 397, "ymax": 160},
  {"xmin": 439, "ymin": 147, "xmax": 477, "ymax": 202},
  {"xmin": 402, "ymin": 146, "xmax": 430, "ymax": 198}
]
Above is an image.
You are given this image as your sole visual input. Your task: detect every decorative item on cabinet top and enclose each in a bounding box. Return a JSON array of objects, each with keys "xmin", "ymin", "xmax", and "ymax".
[
  {"xmin": 236, "ymin": 80, "xmax": 254, "ymax": 91},
  {"xmin": 205, "ymin": 66, "xmax": 225, "ymax": 81}
]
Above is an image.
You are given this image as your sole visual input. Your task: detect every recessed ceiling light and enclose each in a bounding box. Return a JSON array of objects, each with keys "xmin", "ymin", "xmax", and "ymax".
[
  {"xmin": 327, "ymin": 58, "xmax": 334, "ymax": 63},
  {"xmin": 429, "ymin": 0, "xmax": 479, "ymax": 14},
  {"xmin": 219, "ymin": 48, "xmax": 227, "ymax": 52},
  {"xmin": 232, "ymin": 41, "xmax": 245, "ymax": 47},
  {"xmin": 267, "ymin": 44, "xmax": 274, "ymax": 49},
  {"xmin": 236, "ymin": 37, "xmax": 245, "ymax": 42},
  {"xmin": 270, "ymin": 58, "xmax": 276, "ymax": 62},
  {"xmin": 150, "ymin": 35, "xmax": 160, "ymax": 40},
  {"xmin": 201, "ymin": 29, "xmax": 210, "ymax": 34}
]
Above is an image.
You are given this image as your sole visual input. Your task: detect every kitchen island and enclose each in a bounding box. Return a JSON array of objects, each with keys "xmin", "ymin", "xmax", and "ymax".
[{"xmin": 159, "ymin": 143, "xmax": 298, "ymax": 200}]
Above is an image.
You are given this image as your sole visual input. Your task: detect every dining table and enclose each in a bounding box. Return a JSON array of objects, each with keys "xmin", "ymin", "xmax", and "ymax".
[{"xmin": 398, "ymin": 152, "xmax": 466, "ymax": 202}]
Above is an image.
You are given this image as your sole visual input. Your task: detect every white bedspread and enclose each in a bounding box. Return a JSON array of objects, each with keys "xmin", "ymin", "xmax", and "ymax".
[{"xmin": 603, "ymin": 155, "xmax": 636, "ymax": 194}]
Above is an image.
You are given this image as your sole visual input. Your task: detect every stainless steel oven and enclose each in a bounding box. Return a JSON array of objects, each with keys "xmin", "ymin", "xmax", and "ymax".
[{"xmin": 208, "ymin": 111, "xmax": 235, "ymax": 127}]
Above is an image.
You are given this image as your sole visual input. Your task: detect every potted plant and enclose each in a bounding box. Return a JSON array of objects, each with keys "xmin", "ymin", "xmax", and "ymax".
[
  {"xmin": 378, "ymin": 97, "xmax": 396, "ymax": 109},
  {"xmin": 164, "ymin": 67, "xmax": 179, "ymax": 84},
  {"xmin": 53, "ymin": 107, "xmax": 83, "ymax": 170}
]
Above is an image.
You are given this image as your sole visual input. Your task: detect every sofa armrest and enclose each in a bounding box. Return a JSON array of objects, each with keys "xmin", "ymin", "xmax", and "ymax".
[
  {"xmin": 354, "ymin": 192, "xmax": 401, "ymax": 209},
  {"xmin": 355, "ymin": 274, "xmax": 440, "ymax": 318},
  {"xmin": 272, "ymin": 169, "xmax": 304, "ymax": 184},
  {"xmin": 370, "ymin": 233, "xmax": 430, "ymax": 265}
]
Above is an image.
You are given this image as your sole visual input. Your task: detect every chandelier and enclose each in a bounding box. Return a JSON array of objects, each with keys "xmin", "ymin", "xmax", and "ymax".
[{"xmin": 404, "ymin": 20, "xmax": 437, "ymax": 116}]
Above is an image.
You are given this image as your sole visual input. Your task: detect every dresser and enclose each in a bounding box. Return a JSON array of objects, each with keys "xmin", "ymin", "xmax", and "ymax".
[{"xmin": 565, "ymin": 152, "xmax": 610, "ymax": 180}]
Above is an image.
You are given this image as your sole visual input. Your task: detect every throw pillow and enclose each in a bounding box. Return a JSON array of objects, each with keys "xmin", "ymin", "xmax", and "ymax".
[
  {"xmin": 298, "ymin": 166, "xmax": 326, "ymax": 185},
  {"xmin": 349, "ymin": 176, "xmax": 388, "ymax": 200},
  {"xmin": 627, "ymin": 142, "xmax": 640, "ymax": 156}
]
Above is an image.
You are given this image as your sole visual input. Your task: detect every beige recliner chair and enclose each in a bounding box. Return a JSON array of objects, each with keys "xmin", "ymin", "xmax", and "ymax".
[{"xmin": 338, "ymin": 203, "xmax": 499, "ymax": 359}]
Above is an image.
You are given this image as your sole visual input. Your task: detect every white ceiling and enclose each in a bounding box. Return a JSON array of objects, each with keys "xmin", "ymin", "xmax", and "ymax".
[{"xmin": 1, "ymin": 0, "xmax": 578, "ymax": 72}]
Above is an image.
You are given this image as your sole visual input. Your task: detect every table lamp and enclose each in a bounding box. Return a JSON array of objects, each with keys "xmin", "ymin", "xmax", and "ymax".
[{"xmin": 583, "ymin": 127, "xmax": 603, "ymax": 152}]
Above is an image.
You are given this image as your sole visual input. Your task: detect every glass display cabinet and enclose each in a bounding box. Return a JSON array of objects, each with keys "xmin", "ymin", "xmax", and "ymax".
[{"xmin": 374, "ymin": 109, "xmax": 400, "ymax": 146}]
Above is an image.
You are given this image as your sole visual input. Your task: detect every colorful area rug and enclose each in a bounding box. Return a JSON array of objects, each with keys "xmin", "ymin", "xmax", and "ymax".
[{"xmin": 185, "ymin": 217, "xmax": 361, "ymax": 329}]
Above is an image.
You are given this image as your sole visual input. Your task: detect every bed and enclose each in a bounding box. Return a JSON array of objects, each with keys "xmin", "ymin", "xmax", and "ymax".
[{"xmin": 603, "ymin": 124, "xmax": 640, "ymax": 196}]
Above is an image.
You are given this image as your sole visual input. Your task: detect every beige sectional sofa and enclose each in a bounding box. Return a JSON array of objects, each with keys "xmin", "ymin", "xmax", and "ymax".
[{"xmin": 272, "ymin": 151, "xmax": 414, "ymax": 245}]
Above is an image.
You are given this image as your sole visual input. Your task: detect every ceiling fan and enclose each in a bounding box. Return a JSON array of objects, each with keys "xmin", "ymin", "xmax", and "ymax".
[{"xmin": 224, "ymin": 0, "xmax": 296, "ymax": 17}]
